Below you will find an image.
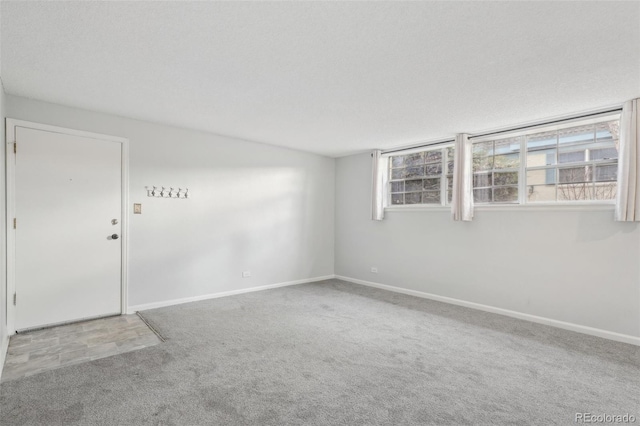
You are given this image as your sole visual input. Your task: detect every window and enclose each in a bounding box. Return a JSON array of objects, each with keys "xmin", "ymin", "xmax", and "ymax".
[
  {"xmin": 388, "ymin": 146, "xmax": 454, "ymax": 206},
  {"xmin": 471, "ymin": 115, "xmax": 620, "ymax": 204},
  {"xmin": 526, "ymin": 121, "xmax": 619, "ymax": 202},
  {"xmin": 472, "ymin": 137, "xmax": 521, "ymax": 203},
  {"xmin": 383, "ymin": 112, "xmax": 620, "ymax": 210}
]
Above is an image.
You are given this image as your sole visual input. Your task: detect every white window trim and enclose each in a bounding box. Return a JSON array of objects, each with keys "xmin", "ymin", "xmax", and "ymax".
[
  {"xmin": 386, "ymin": 202, "xmax": 614, "ymax": 213},
  {"xmin": 383, "ymin": 111, "xmax": 621, "ymax": 211},
  {"xmin": 470, "ymin": 113, "xmax": 620, "ymax": 208},
  {"xmin": 384, "ymin": 143, "xmax": 455, "ymax": 209}
]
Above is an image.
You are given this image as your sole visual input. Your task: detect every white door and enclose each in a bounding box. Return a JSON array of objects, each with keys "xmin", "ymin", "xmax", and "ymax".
[{"xmin": 14, "ymin": 126, "xmax": 122, "ymax": 331}]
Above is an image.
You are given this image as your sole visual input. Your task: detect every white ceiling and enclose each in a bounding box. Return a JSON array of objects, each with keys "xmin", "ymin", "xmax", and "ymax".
[{"xmin": 2, "ymin": 1, "xmax": 639, "ymax": 157}]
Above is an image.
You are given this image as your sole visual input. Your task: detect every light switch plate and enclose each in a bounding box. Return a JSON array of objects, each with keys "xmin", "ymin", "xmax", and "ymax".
[{"xmin": 133, "ymin": 203, "xmax": 142, "ymax": 214}]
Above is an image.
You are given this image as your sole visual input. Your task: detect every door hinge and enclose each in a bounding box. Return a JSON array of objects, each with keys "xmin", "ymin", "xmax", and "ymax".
[
  {"xmin": 13, "ymin": 218, "xmax": 17, "ymax": 229},
  {"xmin": 13, "ymin": 293, "xmax": 16, "ymax": 306},
  {"xmin": 13, "ymin": 143, "xmax": 16, "ymax": 154}
]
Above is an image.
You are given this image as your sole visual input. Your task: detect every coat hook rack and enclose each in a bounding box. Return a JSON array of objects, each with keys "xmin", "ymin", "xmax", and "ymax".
[{"xmin": 145, "ymin": 186, "xmax": 190, "ymax": 199}]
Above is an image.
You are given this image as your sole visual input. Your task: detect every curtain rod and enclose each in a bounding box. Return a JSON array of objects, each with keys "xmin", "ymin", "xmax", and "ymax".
[
  {"xmin": 468, "ymin": 108, "xmax": 623, "ymax": 140},
  {"xmin": 379, "ymin": 107, "xmax": 623, "ymax": 156},
  {"xmin": 382, "ymin": 138, "xmax": 455, "ymax": 155}
]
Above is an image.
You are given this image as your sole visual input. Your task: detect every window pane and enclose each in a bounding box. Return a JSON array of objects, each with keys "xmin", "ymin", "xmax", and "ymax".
[
  {"xmin": 559, "ymin": 166, "xmax": 592, "ymax": 184},
  {"xmin": 405, "ymin": 166, "xmax": 425, "ymax": 178},
  {"xmin": 473, "ymin": 142, "xmax": 493, "ymax": 172},
  {"xmin": 590, "ymin": 147, "xmax": 618, "ymax": 161},
  {"xmin": 390, "ymin": 181, "xmax": 404, "ymax": 193},
  {"xmin": 391, "ymin": 168, "xmax": 405, "ymax": 179},
  {"xmin": 558, "ymin": 183, "xmax": 594, "ymax": 201},
  {"xmin": 494, "ymin": 138, "xmax": 520, "ymax": 154},
  {"xmin": 391, "ymin": 156, "xmax": 404, "ymax": 168},
  {"xmin": 391, "ymin": 193, "xmax": 404, "ymax": 205},
  {"xmin": 405, "ymin": 192, "xmax": 422, "ymax": 204},
  {"xmin": 473, "ymin": 173, "xmax": 491, "ymax": 187},
  {"xmin": 558, "ymin": 125, "xmax": 594, "ymax": 146},
  {"xmin": 423, "ymin": 178, "xmax": 440, "ymax": 190},
  {"xmin": 447, "ymin": 176, "xmax": 453, "ymax": 203},
  {"xmin": 425, "ymin": 163, "xmax": 442, "ymax": 176},
  {"xmin": 473, "ymin": 141, "xmax": 493, "ymax": 157},
  {"xmin": 405, "ymin": 179, "xmax": 422, "ymax": 192},
  {"xmin": 493, "ymin": 154, "xmax": 519, "ymax": 170},
  {"xmin": 594, "ymin": 182, "xmax": 617, "ymax": 200},
  {"xmin": 595, "ymin": 122, "xmax": 617, "ymax": 143},
  {"xmin": 528, "ymin": 131, "xmax": 557, "ymax": 150},
  {"xmin": 494, "ymin": 171, "xmax": 518, "ymax": 185},
  {"xmin": 424, "ymin": 150, "xmax": 442, "ymax": 162},
  {"xmin": 472, "ymin": 138, "xmax": 521, "ymax": 204},
  {"xmin": 527, "ymin": 169, "xmax": 555, "ymax": 185},
  {"xmin": 494, "ymin": 186, "xmax": 518, "ymax": 202},
  {"xmin": 473, "ymin": 188, "xmax": 491, "ymax": 203},
  {"xmin": 447, "ymin": 161, "xmax": 454, "ymax": 174},
  {"xmin": 527, "ymin": 148, "xmax": 556, "ymax": 167},
  {"xmin": 473, "ymin": 156, "xmax": 493, "ymax": 172},
  {"xmin": 422, "ymin": 191, "xmax": 440, "ymax": 204},
  {"xmin": 404, "ymin": 152, "xmax": 424, "ymax": 166},
  {"xmin": 527, "ymin": 185, "xmax": 556, "ymax": 202},
  {"xmin": 558, "ymin": 149, "xmax": 586, "ymax": 164},
  {"xmin": 595, "ymin": 164, "xmax": 617, "ymax": 182},
  {"xmin": 446, "ymin": 147, "xmax": 455, "ymax": 182}
]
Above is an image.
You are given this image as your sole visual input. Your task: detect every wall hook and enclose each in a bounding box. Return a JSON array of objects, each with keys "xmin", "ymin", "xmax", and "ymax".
[{"xmin": 147, "ymin": 185, "xmax": 189, "ymax": 199}]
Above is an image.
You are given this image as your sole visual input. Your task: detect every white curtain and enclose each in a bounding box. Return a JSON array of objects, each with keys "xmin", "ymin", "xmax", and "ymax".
[
  {"xmin": 451, "ymin": 133, "xmax": 474, "ymax": 221},
  {"xmin": 371, "ymin": 149, "xmax": 387, "ymax": 221},
  {"xmin": 615, "ymin": 99, "xmax": 640, "ymax": 221}
]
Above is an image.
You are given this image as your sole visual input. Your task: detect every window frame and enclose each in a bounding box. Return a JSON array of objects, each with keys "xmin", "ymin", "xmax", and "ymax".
[
  {"xmin": 384, "ymin": 143, "xmax": 455, "ymax": 209},
  {"xmin": 469, "ymin": 112, "xmax": 620, "ymax": 207},
  {"xmin": 471, "ymin": 136, "xmax": 522, "ymax": 205},
  {"xmin": 382, "ymin": 111, "xmax": 621, "ymax": 211}
]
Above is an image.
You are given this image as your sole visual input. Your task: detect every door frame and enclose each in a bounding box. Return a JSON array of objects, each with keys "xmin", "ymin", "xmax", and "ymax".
[{"xmin": 5, "ymin": 119, "xmax": 130, "ymax": 334}]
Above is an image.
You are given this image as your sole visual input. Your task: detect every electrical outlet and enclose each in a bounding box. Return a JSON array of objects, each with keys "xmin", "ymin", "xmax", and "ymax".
[
  {"xmin": 242, "ymin": 271, "xmax": 252, "ymax": 278},
  {"xmin": 133, "ymin": 203, "xmax": 142, "ymax": 214},
  {"xmin": 371, "ymin": 267, "xmax": 378, "ymax": 273}
]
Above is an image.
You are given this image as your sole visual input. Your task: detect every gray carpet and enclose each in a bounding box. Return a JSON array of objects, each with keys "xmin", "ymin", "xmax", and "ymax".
[{"xmin": 1, "ymin": 279, "xmax": 638, "ymax": 425}]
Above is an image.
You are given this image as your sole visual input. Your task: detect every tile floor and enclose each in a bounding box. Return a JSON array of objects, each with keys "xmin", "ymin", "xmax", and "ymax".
[{"xmin": 1, "ymin": 314, "xmax": 161, "ymax": 382}]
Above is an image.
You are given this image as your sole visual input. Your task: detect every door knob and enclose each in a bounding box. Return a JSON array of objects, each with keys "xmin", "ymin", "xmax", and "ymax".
[{"xmin": 111, "ymin": 234, "xmax": 119, "ymax": 240}]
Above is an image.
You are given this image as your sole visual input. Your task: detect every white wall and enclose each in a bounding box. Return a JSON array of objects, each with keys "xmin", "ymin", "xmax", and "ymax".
[
  {"xmin": 6, "ymin": 95, "xmax": 335, "ymax": 309},
  {"xmin": 0, "ymin": 6, "xmax": 8, "ymax": 371},
  {"xmin": 335, "ymin": 152, "xmax": 640, "ymax": 338},
  {"xmin": 0, "ymin": 92, "xmax": 6, "ymax": 368}
]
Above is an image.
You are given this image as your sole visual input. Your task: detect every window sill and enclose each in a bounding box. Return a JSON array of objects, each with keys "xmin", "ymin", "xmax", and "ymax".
[
  {"xmin": 385, "ymin": 203, "xmax": 615, "ymax": 213},
  {"xmin": 474, "ymin": 203, "xmax": 614, "ymax": 212},
  {"xmin": 385, "ymin": 205, "xmax": 450, "ymax": 212}
]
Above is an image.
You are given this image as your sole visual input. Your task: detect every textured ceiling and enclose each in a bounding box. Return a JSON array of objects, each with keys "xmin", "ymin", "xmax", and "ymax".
[{"xmin": 2, "ymin": 1, "xmax": 639, "ymax": 157}]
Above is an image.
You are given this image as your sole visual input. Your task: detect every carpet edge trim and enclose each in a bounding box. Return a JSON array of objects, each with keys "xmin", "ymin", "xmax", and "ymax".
[
  {"xmin": 127, "ymin": 275, "xmax": 336, "ymax": 313},
  {"xmin": 135, "ymin": 311, "xmax": 167, "ymax": 342},
  {"xmin": 335, "ymin": 275, "xmax": 640, "ymax": 346}
]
